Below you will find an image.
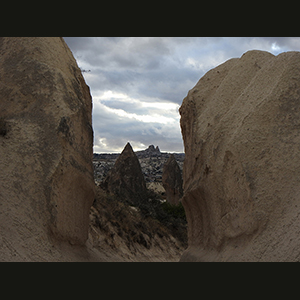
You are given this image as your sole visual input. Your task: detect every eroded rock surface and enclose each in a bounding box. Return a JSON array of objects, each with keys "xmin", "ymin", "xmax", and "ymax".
[
  {"xmin": 179, "ymin": 50, "xmax": 300, "ymax": 261},
  {"xmin": 0, "ymin": 37, "xmax": 95, "ymax": 260},
  {"xmin": 162, "ymin": 154, "xmax": 183, "ymax": 205},
  {"xmin": 101, "ymin": 142, "xmax": 148, "ymax": 204}
]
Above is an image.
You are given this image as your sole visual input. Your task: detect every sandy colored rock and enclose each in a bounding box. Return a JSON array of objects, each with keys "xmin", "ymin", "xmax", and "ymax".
[
  {"xmin": 162, "ymin": 154, "xmax": 183, "ymax": 205},
  {"xmin": 0, "ymin": 37, "xmax": 95, "ymax": 261},
  {"xmin": 179, "ymin": 50, "xmax": 300, "ymax": 261},
  {"xmin": 147, "ymin": 182, "xmax": 165, "ymax": 195}
]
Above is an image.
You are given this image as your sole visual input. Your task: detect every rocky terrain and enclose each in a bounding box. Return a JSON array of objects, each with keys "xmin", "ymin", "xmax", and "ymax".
[
  {"xmin": 0, "ymin": 37, "xmax": 95, "ymax": 261},
  {"xmin": 93, "ymin": 145, "xmax": 184, "ymax": 188},
  {"xmin": 180, "ymin": 50, "xmax": 300, "ymax": 262},
  {"xmin": 100, "ymin": 142, "xmax": 148, "ymax": 204},
  {"xmin": 89, "ymin": 185, "xmax": 186, "ymax": 261},
  {"xmin": 90, "ymin": 142, "xmax": 187, "ymax": 260},
  {"xmin": 0, "ymin": 37, "xmax": 186, "ymax": 261},
  {"xmin": 3, "ymin": 38, "xmax": 300, "ymax": 262},
  {"xmin": 162, "ymin": 154, "xmax": 183, "ymax": 205}
]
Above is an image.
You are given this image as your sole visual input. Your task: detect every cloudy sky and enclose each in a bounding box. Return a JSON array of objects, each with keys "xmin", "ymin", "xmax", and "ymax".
[{"xmin": 64, "ymin": 37, "xmax": 300, "ymax": 153}]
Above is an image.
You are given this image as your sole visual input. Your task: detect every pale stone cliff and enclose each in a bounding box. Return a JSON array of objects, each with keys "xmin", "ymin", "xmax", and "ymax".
[
  {"xmin": 0, "ymin": 37, "xmax": 95, "ymax": 260},
  {"xmin": 179, "ymin": 50, "xmax": 300, "ymax": 261}
]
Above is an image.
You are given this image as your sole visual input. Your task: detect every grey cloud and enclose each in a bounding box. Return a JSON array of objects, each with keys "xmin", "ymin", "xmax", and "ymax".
[
  {"xmin": 64, "ymin": 37, "xmax": 300, "ymax": 153},
  {"xmin": 65, "ymin": 37, "xmax": 173, "ymax": 71},
  {"xmin": 134, "ymin": 66, "xmax": 201, "ymax": 104},
  {"xmin": 65, "ymin": 37, "xmax": 209, "ymax": 102},
  {"xmin": 64, "ymin": 37, "xmax": 95, "ymax": 52},
  {"xmin": 85, "ymin": 57, "xmax": 201, "ymax": 104},
  {"xmin": 92, "ymin": 98, "xmax": 183, "ymax": 153},
  {"xmin": 100, "ymin": 99, "xmax": 146, "ymax": 115},
  {"xmin": 93, "ymin": 113, "xmax": 183, "ymax": 153},
  {"xmin": 264, "ymin": 37, "xmax": 300, "ymax": 51}
]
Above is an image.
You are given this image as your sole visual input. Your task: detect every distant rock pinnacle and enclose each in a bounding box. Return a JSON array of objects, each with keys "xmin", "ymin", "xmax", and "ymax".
[
  {"xmin": 146, "ymin": 145, "xmax": 160, "ymax": 153},
  {"xmin": 162, "ymin": 154, "xmax": 183, "ymax": 205},
  {"xmin": 101, "ymin": 142, "xmax": 148, "ymax": 204}
]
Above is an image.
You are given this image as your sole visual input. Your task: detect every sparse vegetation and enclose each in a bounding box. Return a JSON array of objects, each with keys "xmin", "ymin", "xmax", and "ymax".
[
  {"xmin": 90, "ymin": 144, "xmax": 187, "ymax": 258},
  {"xmin": 109, "ymin": 187, "xmax": 187, "ymax": 244},
  {"xmin": 90, "ymin": 186, "xmax": 187, "ymax": 253}
]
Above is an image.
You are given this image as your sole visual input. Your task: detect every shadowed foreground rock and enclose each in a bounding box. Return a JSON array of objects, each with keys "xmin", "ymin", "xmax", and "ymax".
[
  {"xmin": 0, "ymin": 37, "xmax": 95, "ymax": 260},
  {"xmin": 180, "ymin": 50, "xmax": 300, "ymax": 261},
  {"xmin": 162, "ymin": 154, "xmax": 183, "ymax": 205}
]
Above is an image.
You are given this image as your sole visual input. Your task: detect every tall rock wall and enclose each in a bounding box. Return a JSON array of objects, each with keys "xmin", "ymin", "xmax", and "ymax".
[
  {"xmin": 179, "ymin": 50, "xmax": 300, "ymax": 261},
  {"xmin": 0, "ymin": 37, "xmax": 95, "ymax": 256}
]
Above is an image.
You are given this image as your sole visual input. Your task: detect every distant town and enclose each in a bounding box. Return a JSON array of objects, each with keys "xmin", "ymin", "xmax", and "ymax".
[{"xmin": 93, "ymin": 145, "xmax": 184, "ymax": 184}]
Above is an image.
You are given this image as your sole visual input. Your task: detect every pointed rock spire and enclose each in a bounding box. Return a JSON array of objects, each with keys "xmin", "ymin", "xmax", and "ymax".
[
  {"xmin": 101, "ymin": 142, "xmax": 147, "ymax": 204},
  {"xmin": 162, "ymin": 154, "xmax": 183, "ymax": 205}
]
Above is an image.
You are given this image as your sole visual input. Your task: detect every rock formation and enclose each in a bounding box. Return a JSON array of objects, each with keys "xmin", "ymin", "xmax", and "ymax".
[
  {"xmin": 162, "ymin": 154, "xmax": 183, "ymax": 205},
  {"xmin": 179, "ymin": 50, "xmax": 300, "ymax": 261},
  {"xmin": 136, "ymin": 144, "xmax": 161, "ymax": 157},
  {"xmin": 101, "ymin": 142, "xmax": 148, "ymax": 204},
  {"xmin": 94, "ymin": 146, "xmax": 185, "ymax": 185},
  {"xmin": 0, "ymin": 37, "xmax": 95, "ymax": 259}
]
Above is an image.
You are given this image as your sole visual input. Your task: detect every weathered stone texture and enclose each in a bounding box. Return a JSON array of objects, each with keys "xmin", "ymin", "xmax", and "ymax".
[
  {"xmin": 162, "ymin": 154, "xmax": 183, "ymax": 205},
  {"xmin": 101, "ymin": 142, "xmax": 148, "ymax": 204},
  {"xmin": 0, "ymin": 37, "xmax": 95, "ymax": 252},
  {"xmin": 180, "ymin": 50, "xmax": 300, "ymax": 261}
]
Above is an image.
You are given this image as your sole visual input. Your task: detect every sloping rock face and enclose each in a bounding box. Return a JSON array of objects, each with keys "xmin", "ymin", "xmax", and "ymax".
[
  {"xmin": 179, "ymin": 50, "xmax": 300, "ymax": 261},
  {"xmin": 162, "ymin": 154, "xmax": 183, "ymax": 205},
  {"xmin": 0, "ymin": 37, "xmax": 95, "ymax": 254},
  {"xmin": 101, "ymin": 142, "xmax": 148, "ymax": 204}
]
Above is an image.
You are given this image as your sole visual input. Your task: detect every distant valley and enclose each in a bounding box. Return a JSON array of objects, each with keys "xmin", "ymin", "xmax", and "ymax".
[{"xmin": 93, "ymin": 145, "xmax": 185, "ymax": 187}]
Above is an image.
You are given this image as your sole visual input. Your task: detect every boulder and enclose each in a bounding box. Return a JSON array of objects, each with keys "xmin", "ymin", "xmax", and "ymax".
[
  {"xmin": 0, "ymin": 37, "xmax": 95, "ymax": 255},
  {"xmin": 162, "ymin": 154, "xmax": 183, "ymax": 205},
  {"xmin": 101, "ymin": 142, "xmax": 148, "ymax": 204},
  {"xmin": 179, "ymin": 50, "xmax": 300, "ymax": 261}
]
